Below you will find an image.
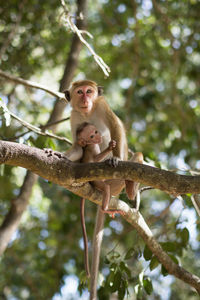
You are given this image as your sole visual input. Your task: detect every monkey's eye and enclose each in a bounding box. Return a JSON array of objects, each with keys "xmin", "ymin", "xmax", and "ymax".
[
  {"xmin": 86, "ymin": 89, "xmax": 92, "ymax": 94},
  {"xmin": 90, "ymin": 135, "xmax": 94, "ymax": 138},
  {"xmin": 95, "ymin": 131, "xmax": 98, "ymax": 134},
  {"xmin": 77, "ymin": 90, "xmax": 83, "ymax": 94}
]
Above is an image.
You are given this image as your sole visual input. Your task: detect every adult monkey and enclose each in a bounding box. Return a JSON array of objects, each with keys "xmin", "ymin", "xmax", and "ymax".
[{"xmin": 64, "ymin": 80, "xmax": 143, "ymax": 299}]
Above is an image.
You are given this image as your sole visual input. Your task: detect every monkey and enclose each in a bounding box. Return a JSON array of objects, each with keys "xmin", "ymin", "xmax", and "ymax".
[
  {"xmin": 64, "ymin": 79, "xmax": 143, "ymax": 199},
  {"xmin": 64, "ymin": 80, "xmax": 143, "ymax": 299},
  {"xmin": 77, "ymin": 122, "xmax": 125, "ymax": 216},
  {"xmin": 76, "ymin": 122, "xmax": 125, "ymax": 278}
]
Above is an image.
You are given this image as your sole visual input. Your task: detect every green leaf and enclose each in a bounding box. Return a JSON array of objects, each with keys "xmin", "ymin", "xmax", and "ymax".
[
  {"xmin": 110, "ymin": 262, "xmax": 118, "ymax": 272},
  {"xmin": 107, "ymin": 271, "xmax": 115, "ymax": 288},
  {"xmin": 160, "ymin": 242, "xmax": 177, "ymax": 252},
  {"xmin": 143, "ymin": 277, "xmax": 153, "ymax": 295},
  {"xmin": 104, "ymin": 256, "xmax": 110, "ymax": 264},
  {"xmin": 180, "ymin": 228, "xmax": 190, "ymax": 246},
  {"xmin": 143, "ymin": 245, "xmax": 153, "ymax": 261},
  {"xmin": 46, "ymin": 137, "xmax": 56, "ymax": 150},
  {"xmin": 119, "ymin": 261, "xmax": 131, "ymax": 278},
  {"xmin": 118, "ymin": 278, "xmax": 126, "ymax": 300},
  {"xmin": 168, "ymin": 254, "xmax": 179, "ymax": 265},
  {"xmin": 161, "ymin": 265, "xmax": 168, "ymax": 276},
  {"xmin": 112, "ymin": 271, "xmax": 121, "ymax": 292},
  {"xmin": 124, "ymin": 247, "xmax": 135, "ymax": 260},
  {"xmin": 149, "ymin": 256, "xmax": 160, "ymax": 271},
  {"xmin": 79, "ymin": 270, "xmax": 89, "ymax": 285}
]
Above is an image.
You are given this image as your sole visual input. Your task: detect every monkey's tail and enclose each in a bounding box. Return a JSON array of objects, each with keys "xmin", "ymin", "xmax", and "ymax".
[
  {"xmin": 80, "ymin": 198, "xmax": 90, "ymax": 278},
  {"xmin": 90, "ymin": 207, "xmax": 105, "ymax": 300}
]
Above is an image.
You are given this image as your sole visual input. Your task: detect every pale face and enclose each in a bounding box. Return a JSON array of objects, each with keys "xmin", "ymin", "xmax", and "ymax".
[
  {"xmin": 72, "ymin": 85, "xmax": 98, "ymax": 114},
  {"xmin": 80, "ymin": 125, "xmax": 102, "ymax": 145}
]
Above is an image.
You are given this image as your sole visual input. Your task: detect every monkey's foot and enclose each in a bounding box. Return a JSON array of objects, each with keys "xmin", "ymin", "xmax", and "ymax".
[
  {"xmin": 105, "ymin": 157, "xmax": 120, "ymax": 168},
  {"xmin": 44, "ymin": 148, "xmax": 64, "ymax": 159},
  {"xmin": 101, "ymin": 209, "xmax": 125, "ymax": 218}
]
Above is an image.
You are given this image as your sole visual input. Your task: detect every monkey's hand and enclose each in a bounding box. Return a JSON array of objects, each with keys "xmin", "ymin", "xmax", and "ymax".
[
  {"xmin": 105, "ymin": 156, "xmax": 120, "ymax": 167},
  {"xmin": 108, "ymin": 140, "xmax": 116, "ymax": 150}
]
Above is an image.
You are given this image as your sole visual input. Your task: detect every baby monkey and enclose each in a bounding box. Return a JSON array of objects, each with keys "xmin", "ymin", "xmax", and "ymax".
[
  {"xmin": 77, "ymin": 122, "xmax": 124, "ymax": 217},
  {"xmin": 77, "ymin": 122, "xmax": 124, "ymax": 277}
]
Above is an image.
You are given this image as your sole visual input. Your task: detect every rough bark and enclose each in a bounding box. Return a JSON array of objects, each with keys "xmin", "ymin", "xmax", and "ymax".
[{"xmin": 1, "ymin": 141, "xmax": 200, "ymax": 196}]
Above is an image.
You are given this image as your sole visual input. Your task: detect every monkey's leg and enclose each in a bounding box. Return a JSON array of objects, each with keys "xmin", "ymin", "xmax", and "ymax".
[
  {"xmin": 125, "ymin": 180, "xmax": 139, "ymax": 200},
  {"xmin": 80, "ymin": 198, "xmax": 90, "ymax": 277},
  {"xmin": 125, "ymin": 152, "xmax": 143, "ymax": 209},
  {"xmin": 94, "ymin": 181, "xmax": 125, "ymax": 218}
]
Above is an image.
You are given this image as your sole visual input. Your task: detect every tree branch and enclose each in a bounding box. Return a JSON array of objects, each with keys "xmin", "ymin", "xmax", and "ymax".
[
  {"xmin": 1, "ymin": 140, "xmax": 200, "ymax": 293},
  {"xmin": 1, "ymin": 141, "xmax": 200, "ymax": 198},
  {"xmin": 60, "ymin": 0, "xmax": 110, "ymax": 77},
  {"xmin": 0, "ymin": 102, "xmax": 72, "ymax": 145},
  {"xmin": 0, "ymin": 171, "xmax": 38, "ymax": 255},
  {"xmin": 0, "ymin": 69, "xmax": 66, "ymax": 102}
]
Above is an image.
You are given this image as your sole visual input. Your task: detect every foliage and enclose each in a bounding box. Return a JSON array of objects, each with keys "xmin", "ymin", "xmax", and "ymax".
[{"xmin": 0, "ymin": 0, "xmax": 200, "ymax": 299}]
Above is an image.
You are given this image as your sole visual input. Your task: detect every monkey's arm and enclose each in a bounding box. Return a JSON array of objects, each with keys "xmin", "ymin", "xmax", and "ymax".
[{"xmin": 93, "ymin": 147, "xmax": 113, "ymax": 162}]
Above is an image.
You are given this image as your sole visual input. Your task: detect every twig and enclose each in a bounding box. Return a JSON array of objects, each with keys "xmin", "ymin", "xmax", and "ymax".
[
  {"xmin": 0, "ymin": 102, "xmax": 72, "ymax": 145},
  {"xmin": 140, "ymin": 186, "xmax": 154, "ymax": 193},
  {"xmin": 40, "ymin": 117, "xmax": 70, "ymax": 130},
  {"xmin": 60, "ymin": 0, "xmax": 111, "ymax": 77},
  {"xmin": 8, "ymin": 129, "xmax": 32, "ymax": 141},
  {"xmin": 191, "ymin": 195, "xmax": 200, "ymax": 217},
  {"xmin": 0, "ymin": 69, "xmax": 67, "ymax": 102}
]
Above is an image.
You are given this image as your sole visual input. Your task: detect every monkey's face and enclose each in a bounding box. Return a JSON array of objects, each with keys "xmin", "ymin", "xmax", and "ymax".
[
  {"xmin": 79, "ymin": 125, "xmax": 102, "ymax": 145},
  {"xmin": 72, "ymin": 85, "xmax": 98, "ymax": 114}
]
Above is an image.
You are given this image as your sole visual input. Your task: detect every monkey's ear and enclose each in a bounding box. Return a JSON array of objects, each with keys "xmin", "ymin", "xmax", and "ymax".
[
  {"xmin": 98, "ymin": 86, "xmax": 104, "ymax": 96},
  {"xmin": 77, "ymin": 138, "xmax": 86, "ymax": 147},
  {"xmin": 64, "ymin": 90, "xmax": 71, "ymax": 101}
]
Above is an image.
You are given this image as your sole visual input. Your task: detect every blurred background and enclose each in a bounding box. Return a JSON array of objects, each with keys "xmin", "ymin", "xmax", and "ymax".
[{"xmin": 0, "ymin": 0, "xmax": 200, "ymax": 299}]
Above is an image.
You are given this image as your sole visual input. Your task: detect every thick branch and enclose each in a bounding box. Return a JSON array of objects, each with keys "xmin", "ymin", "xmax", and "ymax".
[
  {"xmin": 0, "ymin": 140, "xmax": 200, "ymax": 293},
  {"xmin": 1, "ymin": 141, "xmax": 200, "ymax": 195},
  {"xmin": 0, "ymin": 171, "xmax": 38, "ymax": 255}
]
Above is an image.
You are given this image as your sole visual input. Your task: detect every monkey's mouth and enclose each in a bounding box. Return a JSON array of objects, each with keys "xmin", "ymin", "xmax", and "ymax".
[{"xmin": 81, "ymin": 106, "xmax": 90, "ymax": 112}]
